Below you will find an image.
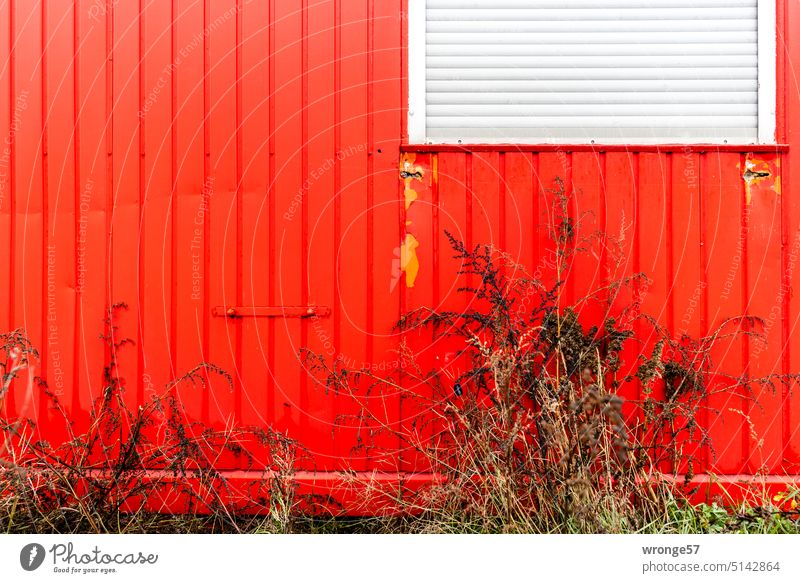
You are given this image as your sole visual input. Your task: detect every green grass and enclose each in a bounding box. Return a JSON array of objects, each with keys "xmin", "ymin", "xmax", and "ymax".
[{"xmin": 4, "ymin": 495, "xmax": 799, "ymax": 534}]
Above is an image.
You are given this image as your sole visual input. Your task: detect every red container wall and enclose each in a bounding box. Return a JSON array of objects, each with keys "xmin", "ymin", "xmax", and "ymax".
[
  {"xmin": 0, "ymin": 0, "xmax": 798, "ymax": 485},
  {"xmin": 0, "ymin": 0, "xmax": 406, "ymax": 474}
]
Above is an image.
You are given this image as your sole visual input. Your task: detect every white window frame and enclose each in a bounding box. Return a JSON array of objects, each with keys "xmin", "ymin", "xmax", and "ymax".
[
  {"xmin": 407, "ymin": 0, "xmax": 777, "ymax": 145},
  {"xmin": 757, "ymin": 0, "xmax": 777, "ymax": 144}
]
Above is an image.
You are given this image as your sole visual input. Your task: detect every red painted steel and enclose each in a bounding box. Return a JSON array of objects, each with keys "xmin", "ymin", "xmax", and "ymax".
[{"xmin": 0, "ymin": 0, "xmax": 797, "ymax": 501}]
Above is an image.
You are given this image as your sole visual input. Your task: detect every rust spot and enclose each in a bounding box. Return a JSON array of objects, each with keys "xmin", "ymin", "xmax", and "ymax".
[
  {"xmin": 400, "ymin": 169, "xmax": 423, "ymax": 180},
  {"xmin": 400, "ymin": 153, "xmax": 424, "ymax": 211},
  {"xmin": 743, "ymin": 168, "xmax": 770, "ymax": 181},
  {"xmin": 399, "ymin": 233, "xmax": 420, "ymax": 288}
]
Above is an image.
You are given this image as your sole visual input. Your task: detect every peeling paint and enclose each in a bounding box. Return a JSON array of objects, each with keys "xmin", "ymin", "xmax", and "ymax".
[
  {"xmin": 742, "ymin": 154, "xmax": 781, "ymax": 205},
  {"xmin": 400, "ymin": 233, "xmax": 420, "ymax": 288}
]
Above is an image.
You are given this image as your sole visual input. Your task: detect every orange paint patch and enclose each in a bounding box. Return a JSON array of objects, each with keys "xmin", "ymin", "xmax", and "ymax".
[
  {"xmin": 400, "ymin": 233, "xmax": 420, "ymax": 288},
  {"xmin": 742, "ymin": 154, "xmax": 781, "ymax": 205}
]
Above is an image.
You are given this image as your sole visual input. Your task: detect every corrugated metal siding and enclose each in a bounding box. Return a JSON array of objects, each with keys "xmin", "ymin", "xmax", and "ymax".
[
  {"xmin": 0, "ymin": 0, "xmax": 797, "ymax": 482},
  {"xmin": 401, "ymin": 148, "xmax": 794, "ymax": 475},
  {"xmin": 0, "ymin": 0, "xmax": 404, "ymax": 473}
]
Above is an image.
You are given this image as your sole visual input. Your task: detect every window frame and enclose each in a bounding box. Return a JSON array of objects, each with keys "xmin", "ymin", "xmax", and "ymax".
[{"xmin": 406, "ymin": 0, "xmax": 777, "ymax": 145}]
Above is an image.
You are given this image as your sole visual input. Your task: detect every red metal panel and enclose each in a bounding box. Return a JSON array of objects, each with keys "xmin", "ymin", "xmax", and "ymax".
[
  {"xmin": 0, "ymin": 0, "xmax": 11, "ymax": 417},
  {"xmin": 400, "ymin": 151, "xmax": 434, "ymax": 473},
  {"xmin": 370, "ymin": 0, "xmax": 403, "ymax": 468},
  {"xmin": 266, "ymin": 0, "xmax": 277, "ymax": 442},
  {"xmin": 434, "ymin": 152, "xmax": 469, "ymax": 428},
  {"xmin": 238, "ymin": 0, "xmax": 271, "ymax": 450},
  {"xmin": 44, "ymin": 0, "xmax": 76, "ymax": 445},
  {"xmin": 272, "ymin": 0, "xmax": 302, "ymax": 433},
  {"xmin": 503, "ymin": 153, "xmax": 534, "ymax": 278},
  {"xmin": 745, "ymin": 152, "xmax": 784, "ymax": 473},
  {"xmin": 604, "ymin": 152, "xmax": 638, "ymax": 419},
  {"xmin": 334, "ymin": 0, "xmax": 371, "ymax": 472},
  {"xmin": 637, "ymin": 152, "xmax": 672, "ymax": 473},
  {"xmin": 140, "ymin": 0, "xmax": 174, "ymax": 413},
  {"xmin": 111, "ymin": 0, "xmax": 142, "ymax": 417},
  {"xmin": 206, "ymin": 0, "xmax": 238, "ymax": 452},
  {"xmin": 570, "ymin": 151, "xmax": 603, "ymax": 330},
  {"xmin": 536, "ymin": 153, "xmax": 564, "ymax": 294},
  {"xmin": 304, "ymin": 0, "xmax": 341, "ymax": 468},
  {"xmin": 703, "ymin": 152, "xmax": 747, "ymax": 474},
  {"xmin": 173, "ymin": 0, "xmax": 206, "ymax": 424},
  {"xmin": 436, "ymin": 152, "xmax": 468, "ymax": 315},
  {"xmin": 73, "ymin": 0, "xmax": 109, "ymax": 435},
  {"xmin": 471, "ymin": 151, "xmax": 501, "ymax": 255},
  {"xmin": 783, "ymin": 0, "xmax": 800, "ymax": 471},
  {"xmin": 13, "ymin": 0, "xmax": 45, "ymax": 433},
  {"xmin": 670, "ymin": 151, "xmax": 705, "ymax": 473}
]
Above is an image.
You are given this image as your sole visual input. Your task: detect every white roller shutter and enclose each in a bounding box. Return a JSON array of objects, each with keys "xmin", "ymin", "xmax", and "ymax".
[{"xmin": 407, "ymin": 0, "xmax": 775, "ymax": 144}]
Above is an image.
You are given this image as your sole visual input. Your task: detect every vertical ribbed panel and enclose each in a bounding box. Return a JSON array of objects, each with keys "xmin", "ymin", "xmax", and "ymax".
[
  {"xmin": 403, "ymin": 147, "xmax": 789, "ymax": 476},
  {"xmin": 0, "ymin": 0, "xmax": 404, "ymax": 473}
]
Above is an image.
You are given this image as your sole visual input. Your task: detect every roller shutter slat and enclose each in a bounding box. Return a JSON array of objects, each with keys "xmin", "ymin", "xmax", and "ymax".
[
  {"xmin": 427, "ymin": 43, "xmax": 757, "ymax": 57},
  {"xmin": 428, "ymin": 20, "xmax": 756, "ymax": 33},
  {"xmin": 428, "ymin": 68, "xmax": 757, "ymax": 81},
  {"xmin": 426, "ymin": 8, "xmax": 757, "ymax": 20},
  {"xmin": 425, "ymin": 127, "xmax": 757, "ymax": 142},
  {"xmin": 428, "ymin": 56, "xmax": 757, "ymax": 68},
  {"xmin": 427, "ymin": 32, "xmax": 758, "ymax": 44},
  {"xmin": 427, "ymin": 104, "xmax": 757, "ymax": 117},
  {"xmin": 427, "ymin": 92, "xmax": 757, "ymax": 105},
  {"xmin": 427, "ymin": 116, "xmax": 756, "ymax": 128},
  {"xmin": 427, "ymin": 0, "xmax": 755, "ymax": 8},
  {"xmin": 427, "ymin": 80, "xmax": 758, "ymax": 92}
]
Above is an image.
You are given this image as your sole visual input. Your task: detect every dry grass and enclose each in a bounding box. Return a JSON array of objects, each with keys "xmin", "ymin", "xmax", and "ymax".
[
  {"xmin": 302, "ymin": 178, "xmax": 800, "ymax": 533},
  {"xmin": 0, "ymin": 304, "xmax": 302, "ymax": 534}
]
